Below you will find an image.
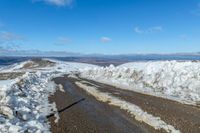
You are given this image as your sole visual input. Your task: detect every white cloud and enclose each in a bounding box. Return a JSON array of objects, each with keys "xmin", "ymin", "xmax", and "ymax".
[
  {"xmin": 33, "ymin": 0, "xmax": 74, "ymax": 7},
  {"xmin": 55, "ymin": 37, "xmax": 71, "ymax": 45},
  {"xmin": 179, "ymin": 34, "xmax": 188, "ymax": 40},
  {"xmin": 134, "ymin": 27, "xmax": 144, "ymax": 34},
  {"xmin": 0, "ymin": 31, "xmax": 24, "ymax": 41},
  {"xmin": 101, "ymin": 37, "xmax": 112, "ymax": 43},
  {"xmin": 134, "ymin": 26, "xmax": 163, "ymax": 34},
  {"xmin": 0, "ymin": 31, "xmax": 25, "ymax": 50}
]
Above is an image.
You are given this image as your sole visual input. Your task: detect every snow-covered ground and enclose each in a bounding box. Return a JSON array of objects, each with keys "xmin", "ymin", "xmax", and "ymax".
[
  {"xmin": 79, "ymin": 61, "xmax": 200, "ymax": 105},
  {"xmin": 0, "ymin": 59, "xmax": 97, "ymax": 133},
  {"xmin": 1, "ymin": 59, "xmax": 200, "ymax": 132},
  {"xmin": 0, "ymin": 72, "xmax": 58, "ymax": 132},
  {"xmin": 0, "ymin": 65, "xmax": 5, "ymax": 71}
]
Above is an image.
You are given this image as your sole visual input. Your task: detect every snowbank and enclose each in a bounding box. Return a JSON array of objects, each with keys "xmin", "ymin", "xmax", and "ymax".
[
  {"xmin": 79, "ymin": 61, "xmax": 200, "ymax": 105},
  {"xmin": 0, "ymin": 72, "xmax": 58, "ymax": 133},
  {"xmin": 3, "ymin": 58, "xmax": 199, "ymax": 132},
  {"xmin": 0, "ymin": 59, "xmax": 98, "ymax": 132}
]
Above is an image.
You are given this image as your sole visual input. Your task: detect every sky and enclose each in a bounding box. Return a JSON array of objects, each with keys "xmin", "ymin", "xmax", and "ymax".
[{"xmin": 0, "ymin": 0, "xmax": 200, "ymax": 54}]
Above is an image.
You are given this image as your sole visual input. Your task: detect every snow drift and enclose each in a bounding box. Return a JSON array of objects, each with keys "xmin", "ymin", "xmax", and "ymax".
[
  {"xmin": 0, "ymin": 59, "xmax": 97, "ymax": 133},
  {"xmin": 79, "ymin": 61, "xmax": 200, "ymax": 105},
  {"xmin": 0, "ymin": 72, "xmax": 58, "ymax": 133},
  {"xmin": 1, "ymin": 59, "xmax": 200, "ymax": 132}
]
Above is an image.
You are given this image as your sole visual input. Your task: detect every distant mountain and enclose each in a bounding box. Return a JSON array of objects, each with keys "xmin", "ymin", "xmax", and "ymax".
[
  {"xmin": 0, "ymin": 49, "xmax": 82, "ymax": 57},
  {"xmin": 1, "ymin": 48, "xmax": 200, "ymax": 57}
]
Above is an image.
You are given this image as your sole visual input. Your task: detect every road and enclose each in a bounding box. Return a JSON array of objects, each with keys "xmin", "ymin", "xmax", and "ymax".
[{"xmin": 49, "ymin": 75, "xmax": 200, "ymax": 133}]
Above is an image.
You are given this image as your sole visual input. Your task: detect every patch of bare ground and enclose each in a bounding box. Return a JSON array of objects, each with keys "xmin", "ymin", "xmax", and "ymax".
[
  {"xmin": 0, "ymin": 72, "xmax": 25, "ymax": 80},
  {"xmin": 22, "ymin": 59, "xmax": 55, "ymax": 69}
]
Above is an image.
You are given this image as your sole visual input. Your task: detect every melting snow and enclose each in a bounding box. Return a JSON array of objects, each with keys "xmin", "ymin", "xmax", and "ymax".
[
  {"xmin": 79, "ymin": 61, "xmax": 200, "ymax": 105},
  {"xmin": 0, "ymin": 59, "xmax": 97, "ymax": 133},
  {"xmin": 1, "ymin": 59, "xmax": 200, "ymax": 132},
  {"xmin": 75, "ymin": 81, "xmax": 180, "ymax": 133},
  {"xmin": 0, "ymin": 72, "xmax": 58, "ymax": 133}
]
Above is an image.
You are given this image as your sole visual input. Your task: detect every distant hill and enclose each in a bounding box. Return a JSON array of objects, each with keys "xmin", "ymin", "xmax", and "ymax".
[
  {"xmin": 1, "ymin": 49, "xmax": 200, "ymax": 58},
  {"xmin": 0, "ymin": 49, "xmax": 82, "ymax": 57}
]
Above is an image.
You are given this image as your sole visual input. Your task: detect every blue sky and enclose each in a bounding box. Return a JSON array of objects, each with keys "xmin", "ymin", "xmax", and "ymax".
[{"xmin": 0, "ymin": 0, "xmax": 200, "ymax": 54}]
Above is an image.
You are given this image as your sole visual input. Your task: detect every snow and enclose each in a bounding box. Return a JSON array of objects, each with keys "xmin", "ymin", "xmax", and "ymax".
[
  {"xmin": 45, "ymin": 59, "xmax": 97, "ymax": 73},
  {"xmin": 79, "ymin": 61, "xmax": 200, "ymax": 105},
  {"xmin": 0, "ymin": 72, "xmax": 58, "ymax": 133},
  {"xmin": 0, "ymin": 65, "xmax": 3, "ymax": 70},
  {"xmin": 0, "ymin": 60, "xmax": 33, "ymax": 73},
  {"xmin": 0, "ymin": 79, "xmax": 16, "ymax": 88},
  {"xmin": 0, "ymin": 59, "xmax": 98, "ymax": 133},
  {"xmin": 58, "ymin": 84, "xmax": 65, "ymax": 92},
  {"xmin": 75, "ymin": 81, "xmax": 180, "ymax": 133},
  {"xmin": 1, "ymin": 58, "xmax": 200, "ymax": 132}
]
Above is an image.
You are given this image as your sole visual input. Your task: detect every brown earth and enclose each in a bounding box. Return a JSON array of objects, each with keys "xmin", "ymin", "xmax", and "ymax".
[
  {"xmin": 22, "ymin": 59, "xmax": 55, "ymax": 69},
  {"xmin": 0, "ymin": 72, "xmax": 25, "ymax": 80}
]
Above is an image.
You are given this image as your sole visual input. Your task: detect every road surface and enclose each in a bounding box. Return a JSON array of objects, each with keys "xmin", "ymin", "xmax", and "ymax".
[{"xmin": 49, "ymin": 75, "xmax": 200, "ymax": 133}]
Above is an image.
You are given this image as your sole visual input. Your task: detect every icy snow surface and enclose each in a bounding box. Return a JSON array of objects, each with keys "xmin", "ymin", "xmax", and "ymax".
[
  {"xmin": 0, "ymin": 72, "xmax": 58, "ymax": 133},
  {"xmin": 79, "ymin": 61, "xmax": 200, "ymax": 105},
  {"xmin": 0, "ymin": 59, "xmax": 97, "ymax": 133}
]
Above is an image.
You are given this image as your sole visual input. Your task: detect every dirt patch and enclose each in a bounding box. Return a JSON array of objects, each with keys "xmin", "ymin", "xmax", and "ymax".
[
  {"xmin": 0, "ymin": 72, "xmax": 25, "ymax": 80},
  {"xmin": 23, "ymin": 59, "xmax": 55, "ymax": 69}
]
